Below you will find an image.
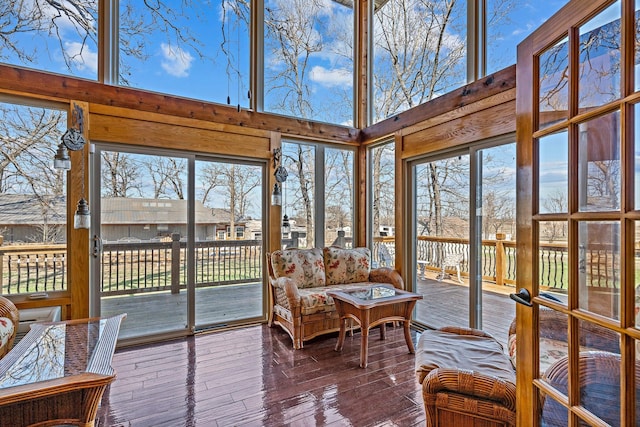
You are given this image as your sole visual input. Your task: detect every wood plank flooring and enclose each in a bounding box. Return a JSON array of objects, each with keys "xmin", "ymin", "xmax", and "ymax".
[{"xmin": 95, "ymin": 324, "xmax": 426, "ymax": 427}]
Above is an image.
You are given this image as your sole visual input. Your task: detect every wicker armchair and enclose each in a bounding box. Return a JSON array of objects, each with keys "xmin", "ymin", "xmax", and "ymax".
[
  {"xmin": 0, "ymin": 296, "xmax": 19, "ymax": 359},
  {"xmin": 415, "ymin": 326, "xmax": 516, "ymax": 427},
  {"xmin": 541, "ymin": 351, "xmax": 640, "ymax": 426}
]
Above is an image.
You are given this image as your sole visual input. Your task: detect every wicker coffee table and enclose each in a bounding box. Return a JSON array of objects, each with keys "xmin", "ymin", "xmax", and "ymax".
[{"xmin": 327, "ymin": 286, "xmax": 422, "ymax": 368}]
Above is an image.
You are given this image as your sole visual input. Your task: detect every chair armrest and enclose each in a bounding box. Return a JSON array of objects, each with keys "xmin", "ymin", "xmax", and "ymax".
[
  {"xmin": 422, "ymin": 367, "xmax": 517, "ymax": 411},
  {"xmin": 369, "ymin": 267, "xmax": 404, "ymax": 289},
  {"xmin": 270, "ymin": 277, "xmax": 301, "ymax": 309}
]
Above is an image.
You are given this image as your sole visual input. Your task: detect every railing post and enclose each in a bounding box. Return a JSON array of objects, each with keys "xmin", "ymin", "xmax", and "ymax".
[
  {"xmin": 495, "ymin": 233, "xmax": 506, "ymax": 286},
  {"xmin": 171, "ymin": 233, "xmax": 181, "ymax": 294}
]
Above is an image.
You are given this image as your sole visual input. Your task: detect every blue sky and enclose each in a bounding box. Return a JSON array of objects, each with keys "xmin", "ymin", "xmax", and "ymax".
[{"xmin": 2, "ymin": 1, "xmax": 573, "ymax": 124}]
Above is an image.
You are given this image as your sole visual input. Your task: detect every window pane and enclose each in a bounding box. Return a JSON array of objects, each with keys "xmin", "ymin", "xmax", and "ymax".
[
  {"xmin": 578, "ymin": 1, "xmax": 621, "ymax": 112},
  {"xmin": 370, "ymin": 142, "xmax": 395, "ymax": 268},
  {"xmin": 539, "ymin": 37, "xmax": 569, "ymax": 129},
  {"xmin": 119, "ymin": 1, "xmax": 250, "ymax": 106},
  {"xmin": 539, "ymin": 221, "xmax": 569, "ymax": 298},
  {"xmin": 263, "ymin": 1, "xmax": 354, "ymax": 125},
  {"xmin": 634, "ymin": 105, "xmax": 640, "ymax": 209},
  {"xmin": 486, "ymin": 0, "xmax": 568, "ymax": 75},
  {"xmin": 373, "ymin": 0, "xmax": 466, "ymax": 123},
  {"xmin": 635, "ymin": 1, "xmax": 640, "ymax": 92},
  {"xmin": 0, "ymin": 1, "xmax": 98, "ymax": 79},
  {"xmin": 578, "ymin": 221, "xmax": 620, "ymax": 320},
  {"xmin": 538, "ymin": 132, "xmax": 568, "ymax": 214},
  {"xmin": 578, "ymin": 111, "xmax": 621, "ymax": 212},
  {"xmin": 282, "ymin": 142, "xmax": 315, "ymax": 249},
  {"xmin": 0, "ymin": 103, "xmax": 68, "ymax": 295},
  {"xmin": 324, "ymin": 148, "xmax": 354, "ymax": 247}
]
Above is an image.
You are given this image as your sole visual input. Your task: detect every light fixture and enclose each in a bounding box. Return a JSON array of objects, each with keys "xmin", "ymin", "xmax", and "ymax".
[
  {"xmin": 271, "ymin": 183, "xmax": 282, "ymax": 206},
  {"xmin": 282, "ymin": 213, "xmax": 290, "ymax": 234},
  {"xmin": 74, "ymin": 198, "xmax": 90, "ymax": 229},
  {"xmin": 53, "ymin": 143, "xmax": 71, "ymax": 171},
  {"xmin": 55, "ymin": 105, "xmax": 90, "ymax": 229}
]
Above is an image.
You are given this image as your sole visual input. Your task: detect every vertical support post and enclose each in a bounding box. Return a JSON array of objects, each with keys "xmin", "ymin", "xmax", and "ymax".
[
  {"xmin": 495, "ymin": 233, "xmax": 506, "ymax": 286},
  {"xmin": 171, "ymin": 233, "xmax": 181, "ymax": 294}
]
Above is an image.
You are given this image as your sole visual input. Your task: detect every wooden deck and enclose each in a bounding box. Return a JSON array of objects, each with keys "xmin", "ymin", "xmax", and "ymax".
[{"xmin": 101, "ymin": 275, "xmax": 516, "ymax": 347}]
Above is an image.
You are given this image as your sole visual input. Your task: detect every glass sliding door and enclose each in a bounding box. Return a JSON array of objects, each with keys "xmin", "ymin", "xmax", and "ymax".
[
  {"xmin": 94, "ymin": 147, "xmax": 189, "ymax": 340},
  {"xmin": 413, "ymin": 153, "xmax": 471, "ymax": 330},
  {"xmin": 92, "ymin": 146, "xmax": 267, "ymax": 341},
  {"xmin": 193, "ymin": 159, "xmax": 264, "ymax": 330},
  {"xmin": 411, "ymin": 141, "xmax": 516, "ymax": 343}
]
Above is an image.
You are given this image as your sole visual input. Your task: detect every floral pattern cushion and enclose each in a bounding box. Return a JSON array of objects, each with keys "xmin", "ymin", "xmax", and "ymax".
[
  {"xmin": 323, "ymin": 247, "xmax": 371, "ymax": 286},
  {"xmin": 0, "ymin": 316, "xmax": 14, "ymax": 350},
  {"xmin": 298, "ymin": 282, "xmax": 376, "ymax": 316},
  {"xmin": 271, "ymin": 248, "xmax": 325, "ymax": 288}
]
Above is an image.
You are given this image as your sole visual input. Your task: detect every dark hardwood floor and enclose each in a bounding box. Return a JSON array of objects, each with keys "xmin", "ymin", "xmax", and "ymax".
[{"xmin": 95, "ymin": 323, "xmax": 426, "ymax": 427}]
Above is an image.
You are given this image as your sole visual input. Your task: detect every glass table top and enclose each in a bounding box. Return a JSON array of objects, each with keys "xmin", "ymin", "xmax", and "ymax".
[
  {"xmin": 0, "ymin": 315, "xmax": 124, "ymax": 390},
  {"xmin": 345, "ymin": 286, "xmax": 397, "ymax": 301}
]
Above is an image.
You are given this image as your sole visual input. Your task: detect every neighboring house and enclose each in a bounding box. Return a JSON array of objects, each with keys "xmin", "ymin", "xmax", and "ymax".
[
  {"xmin": 0, "ymin": 195, "xmax": 247, "ymax": 243},
  {"xmin": 0, "ymin": 194, "xmax": 66, "ymax": 243}
]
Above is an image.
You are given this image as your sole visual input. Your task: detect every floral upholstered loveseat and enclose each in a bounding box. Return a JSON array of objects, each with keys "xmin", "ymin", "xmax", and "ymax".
[{"xmin": 267, "ymin": 246, "xmax": 404, "ymax": 349}]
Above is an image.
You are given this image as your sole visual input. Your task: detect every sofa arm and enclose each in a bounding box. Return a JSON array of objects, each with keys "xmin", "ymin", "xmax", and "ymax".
[
  {"xmin": 271, "ymin": 276, "xmax": 301, "ymax": 310},
  {"xmin": 369, "ymin": 267, "xmax": 404, "ymax": 289},
  {"xmin": 422, "ymin": 367, "xmax": 517, "ymax": 412}
]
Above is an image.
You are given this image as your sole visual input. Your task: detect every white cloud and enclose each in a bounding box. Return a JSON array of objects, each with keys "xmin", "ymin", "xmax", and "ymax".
[
  {"xmin": 64, "ymin": 41, "xmax": 98, "ymax": 74},
  {"xmin": 160, "ymin": 43, "xmax": 194, "ymax": 78},
  {"xmin": 309, "ymin": 66, "xmax": 352, "ymax": 88}
]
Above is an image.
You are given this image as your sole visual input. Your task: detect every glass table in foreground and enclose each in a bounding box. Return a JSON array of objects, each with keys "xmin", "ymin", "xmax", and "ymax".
[
  {"xmin": 0, "ymin": 313, "xmax": 126, "ymax": 427},
  {"xmin": 326, "ymin": 285, "xmax": 422, "ymax": 368}
]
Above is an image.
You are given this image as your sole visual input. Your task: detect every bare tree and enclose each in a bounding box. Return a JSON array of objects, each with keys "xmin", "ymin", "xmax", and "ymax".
[{"xmin": 101, "ymin": 152, "xmax": 142, "ymax": 198}]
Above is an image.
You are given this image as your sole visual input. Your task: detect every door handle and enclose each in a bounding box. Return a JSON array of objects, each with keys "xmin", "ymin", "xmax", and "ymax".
[
  {"xmin": 509, "ymin": 288, "xmax": 532, "ymax": 307},
  {"xmin": 92, "ymin": 235, "xmax": 103, "ymax": 258}
]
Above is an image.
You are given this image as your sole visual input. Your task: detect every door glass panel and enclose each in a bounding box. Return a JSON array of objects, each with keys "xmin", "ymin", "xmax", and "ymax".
[
  {"xmin": 194, "ymin": 160, "xmax": 263, "ymax": 328},
  {"xmin": 540, "ymin": 391, "xmax": 568, "ymax": 426},
  {"xmin": 324, "ymin": 148, "xmax": 354, "ymax": 247},
  {"xmin": 478, "ymin": 143, "xmax": 516, "ymax": 340},
  {"xmin": 414, "ymin": 154, "xmax": 470, "ymax": 330},
  {"xmin": 578, "ymin": 111, "xmax": 621, "ymax": 212},
  {"xmin": 635, "ymin": 1, "xmax": 640, "ymax": 92},
  {"xmin": 578, "ymin": 221, "xmax": 620, "ymax": 320},
  {"xmin": 98, "ymin": 151, "xmax": 188, "ymax": 340},
  {"xmin": 578, "ymin": 1, "xmax": 621, "ymax": 112},
  {"xmin": 539, "ymin": 37, "xmax": 569, "ymax": 130},
  {"xmin": 539, "ymin": 309, "xmax": 568, "ymax": 376},
  {"xmin": 539, "ymin": 221, "xmax": 569, "ymax": 302},
  {"xmin": 539, "ymin": 132, "xmax": 569, "ymax": 214},
  {"xmin": 634, "ymin": 105, "xmax": 640, "ymax": 209}
]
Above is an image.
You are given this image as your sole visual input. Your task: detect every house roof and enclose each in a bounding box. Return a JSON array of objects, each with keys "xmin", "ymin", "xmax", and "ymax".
[
  {"xmin": 0, "ymin": 194, "xmax": 66, "ymax": 225},
  {"xmin": 0, "ymin": 195, "xmax": 244, "ymax": 226}
]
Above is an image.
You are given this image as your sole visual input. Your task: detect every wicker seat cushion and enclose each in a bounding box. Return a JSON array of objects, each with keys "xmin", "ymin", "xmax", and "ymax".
[
  {"xmin": 416, "ymin": 328, "xmax": 515, "ymax": 384},
  {"xmin": 298, "ymin": 282, "xmax": 379, "ymax": 316}
]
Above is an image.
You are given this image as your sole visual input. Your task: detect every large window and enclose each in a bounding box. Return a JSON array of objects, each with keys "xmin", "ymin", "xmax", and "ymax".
[
  {"xmin": 118, "ymin": 1, "xmax": 250, "ymax": 106},
  {"xmin": 372, "ymin": 0, "xmax": 467, "ymax": 122},
  {"xmin": 0, "ymin": 102, "xmax": 68, "ymax": 295},
  {"xmin": 263, "ymin": 0, "xmax": 354, "ymax": 125},
  {"xmin": 281, "ymin": 140, "xmax": 356, "ymax": 249},
  {"xmin": 0, "ymin": 1, "xmax": 99, "ymax": 79},
  {"xmin": 486, "ymin": 0, "xmax": 568, "ymax": 75},
  {"xmin": 369, "ymin": 141, "xmax": 396, "ymax": 267}
]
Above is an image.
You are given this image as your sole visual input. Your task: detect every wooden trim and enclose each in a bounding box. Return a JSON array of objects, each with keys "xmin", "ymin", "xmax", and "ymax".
[
  {"xmin": 0, "ymin": 65, "xmax": 360, "ymax": 144},
  {"xmin": 355, "ymin": 0, "xmax": 370, "ymax": 129},
  {"xmin": 357, "ymin": 144, "xmax": 367, "ymax": 246},
  {"xmin": 361, "ymin": 65, "xmax": 516, "ymax": 142}
]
